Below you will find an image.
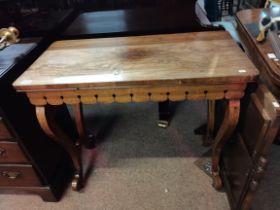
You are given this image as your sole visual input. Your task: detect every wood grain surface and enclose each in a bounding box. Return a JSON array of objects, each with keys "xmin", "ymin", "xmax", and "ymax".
[
  {"xmin": 13, "ymin": 31, "xmax": 258, "ymax": 92},
  {"xmin": 12, "ymin": 30, "xmax": 259, "ymax": 192},
  {"xmin": 236, "ymin": 8, "xmax": 280, "ymax": 96}
]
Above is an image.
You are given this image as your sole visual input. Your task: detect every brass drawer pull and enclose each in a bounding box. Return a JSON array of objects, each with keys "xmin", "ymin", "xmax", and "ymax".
[
  {"xmin": 0, "ymin": 147, "xmax": 6, "ymax": 156},
  {"xmin": 0, "ymin": 171, "xmax": 20, "ymax": 179}
]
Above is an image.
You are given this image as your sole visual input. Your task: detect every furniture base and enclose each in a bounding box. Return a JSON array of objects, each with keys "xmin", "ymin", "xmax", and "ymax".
[{"xmin": 0, "ymin": 186, "xmax": 62, "ymax": 202}]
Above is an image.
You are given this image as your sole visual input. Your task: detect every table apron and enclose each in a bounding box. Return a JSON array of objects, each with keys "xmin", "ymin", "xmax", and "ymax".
[{"xmin": 26, "ymin": 83, "xmax": 247, "ymax": 106}]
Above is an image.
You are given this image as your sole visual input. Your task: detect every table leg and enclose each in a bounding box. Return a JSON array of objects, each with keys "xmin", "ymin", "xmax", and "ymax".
[
  {"xmin": 158, "ymin": 101, "xmax": 170, "ymax": 128},
  {"xmin": 212, "ymin": 99, "xmax": 240, "ymax": 190},
  {"xmin": 36, "ymin": 105, "xmax": 82, "ymax": 190},
  {"xmin": 70, "ymin": 104, "xmax": 87, "ymax": 190},
  {"xmin": 204, "ymin": 100, "xmax": 215, "ymax": 146},
  {"xmin": 72, "ymin": 103, "xmax": 95, "ymax": 149},
  {"xmin": 71, "ymin": 103, "xmax": 97, "ymax": 190}
]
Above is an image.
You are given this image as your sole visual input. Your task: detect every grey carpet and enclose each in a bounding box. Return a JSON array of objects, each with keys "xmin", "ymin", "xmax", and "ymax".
[
  {"xmin": 0, "ymin": 101, "xmax": 279, "ymax": 210},
  {"xmin": 0, "ymin": 101, "xmax": 230, "ymax": 210}
]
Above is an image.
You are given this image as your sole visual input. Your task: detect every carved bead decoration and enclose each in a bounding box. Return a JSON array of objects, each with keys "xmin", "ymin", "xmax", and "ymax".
[{"xmin": 27, "ymin": 85, "xmax": 246, "ymax": 106}]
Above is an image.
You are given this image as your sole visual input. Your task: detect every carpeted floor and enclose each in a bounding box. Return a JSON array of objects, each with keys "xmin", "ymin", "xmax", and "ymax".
[
  {"xmin": 0, "ymin": 101, "xmax": 279, "ymax": 210},
  {"xmin": 0, "ymin": 101, "xmax": 231, "ymax": 210},
  {"xmin": 252, "ymin": 144, "xmax": 280, "ymax": 210}
]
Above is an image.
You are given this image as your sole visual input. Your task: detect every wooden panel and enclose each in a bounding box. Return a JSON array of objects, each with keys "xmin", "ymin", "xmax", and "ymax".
[
  {"xmin": 0, "ymin": 117, "xmax": 14, "ymax": 139},
  {"xmin": 0, "ymin": 186, "xmax": 59, "ymax": 202},
  {"xmin": 25, "ymin": 83, "xmax": 246, "ymax": 106},
  {"xmin": 241, "ymin": 96, "xmax": 271, "ymax": 156},
  {"xmin": 13, "ymin": 31, "xmax": 258, "ymax": 92},
  {"xmin": 221, "ymin": 85, "xmax": 280, "ymax": 210},
  {"xmin": 0, "ymin": 165, "xmax": 41, "ymax": 187},
  {"xmin": 251, "ymin": 85, "xmax": 280, "ymax": 156},
  {"xmin": 0, "ymin": 142, "xmax": 29, "ymax": 164}
]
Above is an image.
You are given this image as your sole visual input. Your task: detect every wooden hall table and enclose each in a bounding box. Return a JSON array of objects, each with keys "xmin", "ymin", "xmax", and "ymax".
[{"xmin": 13, "ymin": 30, "xmax": 258, "ymax": 191}]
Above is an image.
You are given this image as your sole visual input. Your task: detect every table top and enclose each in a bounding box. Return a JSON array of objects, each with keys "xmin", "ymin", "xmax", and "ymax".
[
  {"xmin": 61, "ymin": 4, "xmax": 210, "ymax": 39},
  {"xmin": 236, "ymin": 8, "xmax": 280, "ymax": 24},
  {"xmin": 236, "ymin": 8, "xmax": 280, "ymax": 39},
  {"xmin": 13, "ymin": 31, "xmax": 258, "ymax": 92},
  {"xmin": 236, "ymin": 8, "xmax": 280, "ymax": 93}
]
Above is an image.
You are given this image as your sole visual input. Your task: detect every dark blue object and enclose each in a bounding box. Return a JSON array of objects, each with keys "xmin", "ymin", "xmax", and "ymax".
[{"xmin": 204, "ymin": 0, "xmax": 219, "ymax": 21}]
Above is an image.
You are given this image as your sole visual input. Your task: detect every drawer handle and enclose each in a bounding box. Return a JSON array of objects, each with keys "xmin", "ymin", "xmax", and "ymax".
[
  {"xmin": 0, "ymin": 171, "xmax": 20, "ymax": 179},
  {"xmin": 0, "ymin": 147, "xmax": 6, "ymax": 156}
]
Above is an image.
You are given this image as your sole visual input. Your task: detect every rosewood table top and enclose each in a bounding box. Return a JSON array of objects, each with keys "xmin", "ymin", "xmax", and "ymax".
[
  {"xmin": 13, "ymin": 30, "xmax": 258, "ymax": 191},
  {"xmin": 14, "ymin": 31, "xmax": 258, "ymax": 92}
]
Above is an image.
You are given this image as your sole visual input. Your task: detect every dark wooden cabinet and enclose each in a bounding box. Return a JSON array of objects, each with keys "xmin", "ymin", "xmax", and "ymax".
[
  {"xmin": 0, "ymin": 141, "xmax": 29, "ymax": 163},
  {"xmin": 221, "ymin": 85, "xmax": 280, "ymax": 210},
  {"xmin": 0, "ymin": 33, "xmax": 76, "ymax": 201},
  {"xmin": 0, "ymin": 7, "xmax": 78, "ymax": 200},
  {"xmin": 0, "ymin": 165, "xmax": 42, "ymax": 187},
  {"xmin": 0, "ymin": 117, "xmax": 14, "ymax": 140}
]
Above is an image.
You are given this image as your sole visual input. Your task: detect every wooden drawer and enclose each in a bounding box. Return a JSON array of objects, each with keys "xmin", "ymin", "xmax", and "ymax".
[
  {"xmin": 0, "ymin": 142, "xmax": 28, "ymax": 163},
  {"xmin": 0, "ymin": 165, "xmax": 41, "ymax": 187},
  {"xmin": 0, "ymin": 117, "xmax": 14, "ymax": 139}
]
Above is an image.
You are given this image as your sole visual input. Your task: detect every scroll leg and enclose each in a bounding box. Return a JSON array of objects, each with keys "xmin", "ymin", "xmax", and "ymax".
[
  {"xmin": 212, "ymin": 100, "xmax": 240, "ymax": 190},
  {"xmin": 36, "ymin": 105, "xmax": 81, "ymax": 190},
  {"xmin": 158, "ymin": 101, "xmax": 170, "ymax": 128},
  {"xmin": 71, "ymin": 103, "xmax": 96, "ymax": 190},
  {"xmin": 204, "ymin": 100, "xmax": 215, "ymax": 147},
  {"xmin": 73, "ymin": 103, "xmax": 95, "ymax": 149}
]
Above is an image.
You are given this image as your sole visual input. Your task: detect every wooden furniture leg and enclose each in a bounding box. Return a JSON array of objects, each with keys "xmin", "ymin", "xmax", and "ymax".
[
  {"xmin": 71, "ymin": 103, "xmax": 96, "ymax": 190},
  {"xmin": 36, "ymin": 105, "xmax": 82, "ymax": 191},
  {"xmin": 70, "ymin": 103, "xmax": 86, "ymax": 190},
  {"xmin": 158, "ymin": 101, "xmax": 170, "ymax": 128},
  {"xmin": 212, "ymin": 100, "xmax": 240, "ymax": 190},
  {"xmin": 73, "ymin": 103, "xmax": 95, "ymax": 149},
  {"xmin": 204, "ymin": 100, "xmax": 215, "ymax": 146}
]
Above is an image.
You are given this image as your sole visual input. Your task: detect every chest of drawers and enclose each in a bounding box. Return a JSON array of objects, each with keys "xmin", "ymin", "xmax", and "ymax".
[{"xmin": 0, "ymin": 38, "xmax": 74, "ymax": 201}]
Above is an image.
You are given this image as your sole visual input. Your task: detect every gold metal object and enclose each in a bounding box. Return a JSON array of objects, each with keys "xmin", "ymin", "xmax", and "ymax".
[
  {"xmin": 256, "ymin": 29, "xmax": 266, "ymax": 42},
  {"xmin": 256, "ymin": 16, "xmax": 280, "ymax": 42},
  {"xmin": 0, "ymin": 27, "xmax": 20, "ymax": 50},
  {"xmin": 71, "ymin": 171, "xmax": 82, "ymax": 191},
  {"xmin": 157, "ymin": 120, "xmax": 169, "ymax": 128},
  {"xmin": 0, "ymin": 171, "xmax": 20, "ymax": 179}
]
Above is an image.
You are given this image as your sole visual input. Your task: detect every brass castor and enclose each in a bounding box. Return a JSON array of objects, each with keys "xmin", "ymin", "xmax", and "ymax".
[
  {"xmin": 212, "ymin": 172, "xmax": 223, "ymax": 190},
  {"xmin": 71, "ymin": 172, "xmax": 83, "ymax": 191},
  {"xmin": 157, "ymin": 120, "xmax": 169, "ymax": 128}
]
